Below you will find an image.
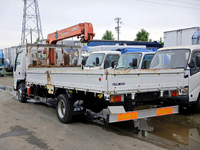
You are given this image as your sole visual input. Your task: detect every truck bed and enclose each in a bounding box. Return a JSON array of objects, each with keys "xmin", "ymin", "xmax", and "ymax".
[{"xmin": 26, "ymin": 67, "xmax": 185, "ymax": 95}]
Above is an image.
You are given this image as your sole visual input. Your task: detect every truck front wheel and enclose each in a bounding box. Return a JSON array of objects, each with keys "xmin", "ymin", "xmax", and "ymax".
[
  {"xmin": 56, "ymin": 94, "xmax": 73, "ymax": 123},
  {"xmin": 17, "ymin": 83, "xmax": 27, "ymax": 103}
]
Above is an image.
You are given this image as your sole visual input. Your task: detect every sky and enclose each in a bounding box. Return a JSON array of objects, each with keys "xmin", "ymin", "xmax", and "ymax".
[{"xmin": 0, "ymin": 0, "xmax": 200, "ymax": 49}]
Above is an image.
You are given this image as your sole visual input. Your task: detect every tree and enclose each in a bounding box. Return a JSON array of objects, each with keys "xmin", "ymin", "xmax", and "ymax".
[
  {"xmin": 134, "ymin": 29, "xmax": 151, "ymax": 42},
  {"xmin": 102, "ymin": 30, "xmax": 115, "ymax": 40},
  {"xmin": 34, "ymin": 38, "xmax": 40, "ymax": 44},
  {"xmin": 158, "ymin": 37, "xmax": 164, "ymax": 46}
]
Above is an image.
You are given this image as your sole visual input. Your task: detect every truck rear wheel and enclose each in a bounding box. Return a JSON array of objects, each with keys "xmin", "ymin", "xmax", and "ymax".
[
  {"xmin": 56, "ymin": 94, "xmax": 73, "ymax": 123},
  {"xmin": 17, "ymin": 83, "xmax": 27, "ymax": 103}
]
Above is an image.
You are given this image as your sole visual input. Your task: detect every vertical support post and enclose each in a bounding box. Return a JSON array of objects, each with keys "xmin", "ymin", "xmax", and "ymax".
[{"xmin": 46, "ymin": 47, "xmax": 49, "ymax": 66}]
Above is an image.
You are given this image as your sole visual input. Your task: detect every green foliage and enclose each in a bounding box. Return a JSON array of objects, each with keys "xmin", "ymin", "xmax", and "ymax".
[
  {"xmin": 34, "ymin": 38, "xmax": 40, "ymax": 44},
  {"xmin": 134, "ymin": 29, "xmax": 151, "ymax": 42},
  {"xmin": 158, "ymin": 37, "xmax": 164, "ymax": 46},
  {"xmin": 102, "ymin": 30, "xmax": 115, "ymax": 40}
]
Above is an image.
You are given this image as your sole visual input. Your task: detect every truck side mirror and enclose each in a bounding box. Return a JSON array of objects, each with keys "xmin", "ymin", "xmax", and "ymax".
[
  {"xmin": 188, "ymin": 62, "xmax": 195, "ymax": 68},
  {"xmin": 196, "ymin": 56, "xmax": 200, "ymax": 67},
  {"xmin": 131, "ymin": 58, "xmax": 137, "ymax": 67},
  {"xmin": 81, "ymin": 59, "xmax": 86, "ymax": 66},
  {"xmin": 96, "ymin": 57, "xmax": 99, "ymax": 65},
  {"xmin": 142, "ymin": 60, "xmax": 147, "ymax": 69},
  {"xmin": 111, "ymin": 61, "xmax": 118, "ymax": 69},
  {"xmin": 111, "ymin": 61, "xmax": 115, "ymax": 68}
]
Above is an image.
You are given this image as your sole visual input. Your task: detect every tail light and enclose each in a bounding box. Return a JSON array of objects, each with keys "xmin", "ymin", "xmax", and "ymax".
[
  {"xmin": 171, "ymin": 90, "xmax": 179, "ymax": 97},
  {"xmin": 27, "ymin": 84, "xmax": 31, "ymax": 96},
  {"xmin": 110, "ymin": 95, "xmax": 124, "ymax": 102}
]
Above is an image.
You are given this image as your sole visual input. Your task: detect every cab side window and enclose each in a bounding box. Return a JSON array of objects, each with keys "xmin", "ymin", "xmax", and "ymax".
[
  {"xmin": 142, "ymin": 54, "xmax": 154, "ymax": 69},
  {"xmin": 104, "ymin": 55, "xmax": 120, "ymax": 69},
  {"xmin": 190, "ymin": 51, "xmax": 200, "ymax": 76}
]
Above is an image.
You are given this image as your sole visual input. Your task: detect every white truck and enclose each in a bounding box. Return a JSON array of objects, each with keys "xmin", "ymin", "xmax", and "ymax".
[
  {"xmin": 82, "ymin": 45, "xmax": 149, "ymax": 70},
  {"xmin": 149, "ymin": 45, "xmax": 200, "ymax": 112},
  {"xmin": 83, "ymin": 51, "xmax": 121, "ymax": 70},
  {"xmin": 82, "ymin": 48, "xmax": 156, "ymax": 70},
  {"xmin": 116, "ymin": 51, "xmax": 155, "ymax": 69},
  {"xmin": 14, "ymin": 43, "xmax": 184, "ymax": 124},
  {"xmin": 164, "ymin": 27, "xmax": 200, "ymax": 47}
]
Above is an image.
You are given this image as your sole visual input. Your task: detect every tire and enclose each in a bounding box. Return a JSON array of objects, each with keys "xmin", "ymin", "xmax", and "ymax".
[
  {"xmin": 17, "ymin": 83, "xmax": 27, "ymax": 103},
  {"xmin": 56, "ymin": 94, "xmax": 73, "ymax": 123}
]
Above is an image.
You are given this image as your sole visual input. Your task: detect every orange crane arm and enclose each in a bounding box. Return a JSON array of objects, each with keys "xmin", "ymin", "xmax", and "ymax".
[
  {"xmin": 46, "ymin": 22, "xmax": 95, "ymax": 65},
  {"xmin": 46, "ymin": 22, "xmax": 95, "ymax": 44}
]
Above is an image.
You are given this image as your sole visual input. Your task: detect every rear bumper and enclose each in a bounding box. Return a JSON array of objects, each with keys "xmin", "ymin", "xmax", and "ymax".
[
  {"xmin": 88, "ymin": 105, "xmax": 179, "ymax": 123},
  {"xmin": 162, "ymin": 95, "xmax": 190, "ymax": 105}
]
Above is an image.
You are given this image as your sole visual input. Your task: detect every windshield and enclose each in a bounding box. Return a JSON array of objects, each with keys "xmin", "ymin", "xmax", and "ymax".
[
  {"xmin": 85, "ymin": 53, "xmax": 105, "ymax": 67},
  {"xmin": 150, "ymin": 49, "xmax": 190, "ymax": 69},
  {"xmin": 116, "ymin": 53, "xmax": 142, "ymax": 69}
]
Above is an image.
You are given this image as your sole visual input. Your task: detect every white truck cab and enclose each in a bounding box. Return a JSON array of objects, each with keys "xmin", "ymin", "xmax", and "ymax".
[
  {"xmin": 150, "ymin": 45, "xmax": 200, "ymax": 112},
  {"xmin": 116, "ymin": 51, "xmax": 155, "ymax": 69},
  {"xmin": 83, "ymin": 51, "xmax": 121, "ymax": 70},
  {"xmin": 13, "ymin": 49, "xmax": 27, "ymax": 90}
]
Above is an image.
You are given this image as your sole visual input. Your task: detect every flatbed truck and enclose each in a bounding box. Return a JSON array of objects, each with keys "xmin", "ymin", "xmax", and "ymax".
[{"xmin": 13, "ymin": 43, "xmax": 183, "ymax": 123}]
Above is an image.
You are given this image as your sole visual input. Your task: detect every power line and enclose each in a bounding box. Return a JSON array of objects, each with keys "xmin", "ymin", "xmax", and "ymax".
[
  {"xmin": 166, "ymin": 0, "xmax": 200, "ymax": 6},
  {"xmin": 134, "ymin": 0, "xmax": 200, "ymax": 10},
  {"xmin": 193, "ymin": 0, "xmax": 200, "ymax": 2}
]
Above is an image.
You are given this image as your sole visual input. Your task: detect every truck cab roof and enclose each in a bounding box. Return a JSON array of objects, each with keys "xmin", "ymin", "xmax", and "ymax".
[
  {"xmin": 91, "ymin": 51, "xmax": 121, "ymax": 55},
  {"xmin": 159, "ymin": 45, "xmax": 200, "ymax": 51}
]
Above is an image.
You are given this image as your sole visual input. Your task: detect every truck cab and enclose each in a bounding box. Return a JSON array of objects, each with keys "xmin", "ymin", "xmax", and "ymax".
[
  {"xmin": 149, "ymin": 45, "xmax": 200, "ymax": 112},
  {"xmin": 116, "ymin": 51, "xmax": 155, "ymax": 69},
  {"xmin": 13, "ymin": 49, "xmax": 26, "ymax": 90},
  {"xmin": 83, "ymin": 51, "xmax": 121, "ymax": 70}
]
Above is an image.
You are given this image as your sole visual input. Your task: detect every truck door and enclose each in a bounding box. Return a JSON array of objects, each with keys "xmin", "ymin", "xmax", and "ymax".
[
  {"xmin": 13, "ymin": 51, "xmax": 25, "ymax": 90},
  {"xmin": 189, "ymin": 50, "xmax": 200, "ymax": 102},
  {"xmin": 104, "ymin": 54, "xmax": 120, "ymax": 69},
  {"xmin": 141, "ymin": 54, "xmax": 154, "ymax": 69}
]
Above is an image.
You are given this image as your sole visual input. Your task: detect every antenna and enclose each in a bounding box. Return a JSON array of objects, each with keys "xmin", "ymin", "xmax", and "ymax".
[{"xmin": 21, "ymin": 0, "xmax": 43, "ymax": 45}]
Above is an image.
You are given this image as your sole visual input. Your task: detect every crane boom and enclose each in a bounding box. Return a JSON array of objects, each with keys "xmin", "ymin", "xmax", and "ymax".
[
  {"xmin": 47, "ymin": 22, "xmax": 95, "ymax": 44},
  {"xmin": 46, "ymin": 22, "xmax": 95, "ymax": 65}
]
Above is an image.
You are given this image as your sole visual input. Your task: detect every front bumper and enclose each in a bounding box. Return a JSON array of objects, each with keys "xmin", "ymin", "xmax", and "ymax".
[{"xmin": 0, "ymin": 68, "xmax": 6, "ymax": 76}]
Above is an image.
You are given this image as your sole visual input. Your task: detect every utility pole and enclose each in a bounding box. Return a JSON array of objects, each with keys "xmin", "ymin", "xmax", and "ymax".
[
  {"xmin": 21, "ymin": 0, "xmax": 43, "ymax": 45},
  {"xmin": 114, "ymin": 17, "xmax": 122, "ymax": 41}
]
